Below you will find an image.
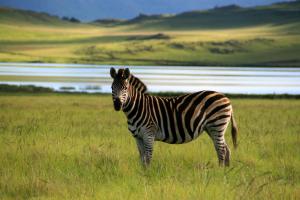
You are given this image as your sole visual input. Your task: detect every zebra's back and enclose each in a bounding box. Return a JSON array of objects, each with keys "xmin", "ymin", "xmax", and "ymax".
[{"xmin": 149, "ymin": 90, "xmax": 232, "ymax": 144}]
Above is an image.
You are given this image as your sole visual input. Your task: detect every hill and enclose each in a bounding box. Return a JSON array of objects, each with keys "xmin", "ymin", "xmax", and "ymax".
[
  {"xmin": 0, "ymin": 2, "xmax": 300, "ymax": 67},
  {"xmin": 1, "ymin": 1, "xmax": 300, "ymax": 30},
  {"xmin": 0, "ymin": 0, "xmax": 286, "ymax": 21},
  {"xmin": 0, "ymin": 7, "xmax": 75, "ymax": 26},
  {"xmin": 92, "ymin": 18, "xmax": 125, "ymax": 26},
  {"xmin": 121, "ymin": 2, "xmax": 300, "ymax": 31}
]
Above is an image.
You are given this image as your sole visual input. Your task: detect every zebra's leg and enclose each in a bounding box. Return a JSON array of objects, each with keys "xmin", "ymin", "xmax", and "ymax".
[
  {"xmin": 142, "ymin": 134, "xmax": 154, "ymax": 166},
  {"xmin": 224, "ymin": 144, "xmax": 231, "ymax": 166},
  {"xmin": 135, "ymin": 134, "xmax": 154, "ymax": 167},
  {"xmin": 206, "ymin": 127, "xmax": 230, "ymax": 166},
  {"xmin": 135, "ymin": 137, "xmax": 146, "ymax": 165}
]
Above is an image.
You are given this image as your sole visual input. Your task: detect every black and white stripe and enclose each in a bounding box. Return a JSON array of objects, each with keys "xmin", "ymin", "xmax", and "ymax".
[
  {"xmin": 128, "ymin": 74, "xmax": 147, "ymax": 93},
  {"xmin": 110, "ymin": 68, "xmax": 238, "ymax": 167}
]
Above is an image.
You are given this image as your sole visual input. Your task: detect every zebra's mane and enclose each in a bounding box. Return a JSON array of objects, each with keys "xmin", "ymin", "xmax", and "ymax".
[{"xmin": 128, "ymin": 74, "xmax": 147, "ymax": 93}]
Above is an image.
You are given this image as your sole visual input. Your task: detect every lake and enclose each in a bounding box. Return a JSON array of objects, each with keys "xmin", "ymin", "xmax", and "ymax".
[{"xmin": 0, "ymin": 62, "xmax": 299, "ymax": 94}]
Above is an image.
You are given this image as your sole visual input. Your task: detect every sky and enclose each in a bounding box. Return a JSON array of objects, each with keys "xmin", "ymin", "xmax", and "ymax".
[{"xmin": 0, "ymin": 0, "xmax": 293, "ymax": 21}]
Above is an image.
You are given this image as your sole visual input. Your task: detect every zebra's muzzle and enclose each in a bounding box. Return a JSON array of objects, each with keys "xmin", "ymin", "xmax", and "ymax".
[{"xmin": 113, "ymin": 98, "xmax": 121, "ymax": 111}]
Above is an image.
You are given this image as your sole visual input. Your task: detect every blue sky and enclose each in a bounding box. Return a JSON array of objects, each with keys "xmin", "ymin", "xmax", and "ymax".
[{"xmin": 0, "ymin": 0, "xmax": 293, "ymax": 21}]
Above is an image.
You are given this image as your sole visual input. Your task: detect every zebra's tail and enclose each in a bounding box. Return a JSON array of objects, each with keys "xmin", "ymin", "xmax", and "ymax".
[{"xmin": 231, "ymin": 111, "xmax": 238, "ymax": 149}]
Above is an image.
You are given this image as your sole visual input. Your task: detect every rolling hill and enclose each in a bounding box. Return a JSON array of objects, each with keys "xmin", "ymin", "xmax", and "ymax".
[
  {"xmin": 2, "ymin": 1, "xmax": 299, "ymax": 30},
  {"xmin": 0, "ymin": 0, "xmax": 287, "ymax": 21},
  {"xmin": 0, "ymin": 7, "xmax": 72, "ymax": 26},
  {"xmin": 0, "ymin": 1, "xmax": 300, "ymax": 66},
  {"xmin": 119, "ymin": 1, "xmax": 300, "ymax": 31}
]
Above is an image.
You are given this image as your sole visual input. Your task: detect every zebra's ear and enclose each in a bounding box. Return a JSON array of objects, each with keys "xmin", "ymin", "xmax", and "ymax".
[
  {"xmin": 124, "ymin": 68, "xmax": 130, "ymax": 79},
  {"xmin": 110, "ymin": 67, "xmax": 116, "ymax": 78}
]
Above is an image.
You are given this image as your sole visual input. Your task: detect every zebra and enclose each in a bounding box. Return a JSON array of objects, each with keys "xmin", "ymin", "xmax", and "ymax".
[
  {"xmin": 110, "ymin": 67, "xmax": 238, "ymax": 167},
  {"xmin": 128, "ymin": 73, "xmax": 147, "ymax": 93}
]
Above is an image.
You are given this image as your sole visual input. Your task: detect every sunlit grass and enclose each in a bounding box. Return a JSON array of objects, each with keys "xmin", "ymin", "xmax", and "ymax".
[
  {"xmin": 1, "ymin": 2, "xmax": 300, "ymax": 66},
  {"xmin": 0, "ymin": 94, "xmax": 299, "ymax": 199},
  {"xmin": 0, "ymin": 17, "xmax": 300, "ymax": 66}
]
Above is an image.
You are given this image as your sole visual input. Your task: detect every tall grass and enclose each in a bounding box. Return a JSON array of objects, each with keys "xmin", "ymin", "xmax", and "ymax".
[{"xmin": 0, "ymin": 94, "xmax": 299, "ymax": 199}]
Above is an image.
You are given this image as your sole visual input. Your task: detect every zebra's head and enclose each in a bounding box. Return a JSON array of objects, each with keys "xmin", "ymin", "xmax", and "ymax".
[{"xmin": 110, "ymin": 67, "xmax": 130, "ymax": 111}]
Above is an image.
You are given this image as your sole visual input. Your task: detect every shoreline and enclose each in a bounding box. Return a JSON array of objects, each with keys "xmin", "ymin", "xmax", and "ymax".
[{"xmin": 1, "ymin": 84, "xmax": 300, "ymax": 99}]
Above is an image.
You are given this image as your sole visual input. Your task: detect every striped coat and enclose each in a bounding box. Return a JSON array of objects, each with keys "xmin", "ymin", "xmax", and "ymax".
[{"xmin": 110, "ymin": 68, "xmax": 238, "ymax": 167}]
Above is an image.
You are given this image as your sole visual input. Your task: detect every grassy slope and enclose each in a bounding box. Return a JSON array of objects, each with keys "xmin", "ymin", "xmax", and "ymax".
[
  {"xmin": 0, "ymin": 94, "xmax": 299, "ymax": 199},
  {"xmin": 126, "ymin": 2, "xmax": 300, "ymax": 30},
  {"xmin": 0, "ymin": 2, "xmax": 300, "ymax": 66}
]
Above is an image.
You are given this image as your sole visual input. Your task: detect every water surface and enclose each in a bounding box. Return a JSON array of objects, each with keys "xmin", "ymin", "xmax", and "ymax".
[{"xmin": 0, "ymin": 62, "xmax": 299, "ymax": 94}]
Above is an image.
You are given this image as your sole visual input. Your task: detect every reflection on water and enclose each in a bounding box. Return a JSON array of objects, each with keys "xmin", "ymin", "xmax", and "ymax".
[{"xmin": 0, "ymin": 62, "xmax": 299, "ymax": 94}]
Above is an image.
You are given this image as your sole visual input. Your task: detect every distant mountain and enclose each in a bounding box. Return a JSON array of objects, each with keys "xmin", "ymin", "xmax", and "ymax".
[
  {"xmin": 92, "ymin": 18, "xmax": 125, "ymax": 26},
  {"xmin": 0, "ymin": 0, "xmax": 292, "ymax": 21},
  {"xmin": 0, "ymin": 7, "xmax": 73, "ymax": 26},
  {"xmin": 120, "ymin": 1, "xmax": 300, "ymax": 30},
  {"xmin": 1, "ymin": 1, "xmax": 299, "ymax": 30},
  {"xmin": 126, "ymin": 13, "xmax": 173, "ymax": 24}
]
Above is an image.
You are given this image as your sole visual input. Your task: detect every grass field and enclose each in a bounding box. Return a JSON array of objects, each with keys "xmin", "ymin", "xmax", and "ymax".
[
  {"xmin": 0, "ymin": 93, "xmax": 299, "ymax": 199},
  {"xmin": 0, "ymin": 2, "xmax": 300, "ymax": 66}
]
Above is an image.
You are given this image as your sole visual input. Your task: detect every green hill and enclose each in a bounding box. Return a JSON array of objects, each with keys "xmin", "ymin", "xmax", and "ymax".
[
  {"xmin": 1, "ymin": 1, "xmax": 300, "ymax": 29},
  {"xmin": 0, "ymin": 7, "xmax": 75, "ymax": 26},
  {"xmin": 122, "ymin": 2, "xmax": 300, "ymax": 31},
  {"xmin": 0, "ymin": 2, "xmax": 300, "ymax": 67}
]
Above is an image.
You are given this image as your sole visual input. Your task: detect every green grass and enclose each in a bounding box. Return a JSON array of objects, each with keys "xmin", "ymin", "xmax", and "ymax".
[
  {"xmin": 0, "ymin": 93, "xmax": 299, "ymax": 199},
  {"xmin": 0, "ymin": 2, "xmax": 300, "ymax": 66}
]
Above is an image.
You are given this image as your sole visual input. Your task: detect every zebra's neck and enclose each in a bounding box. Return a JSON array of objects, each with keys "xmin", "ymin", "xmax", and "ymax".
[
  {"xmin": 122, "ymin": 85, "xmax": 146, "ymax": 120},
  {"xmin": 128, "ymin": 74, "xmax": 147, "ymax": 93}
]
